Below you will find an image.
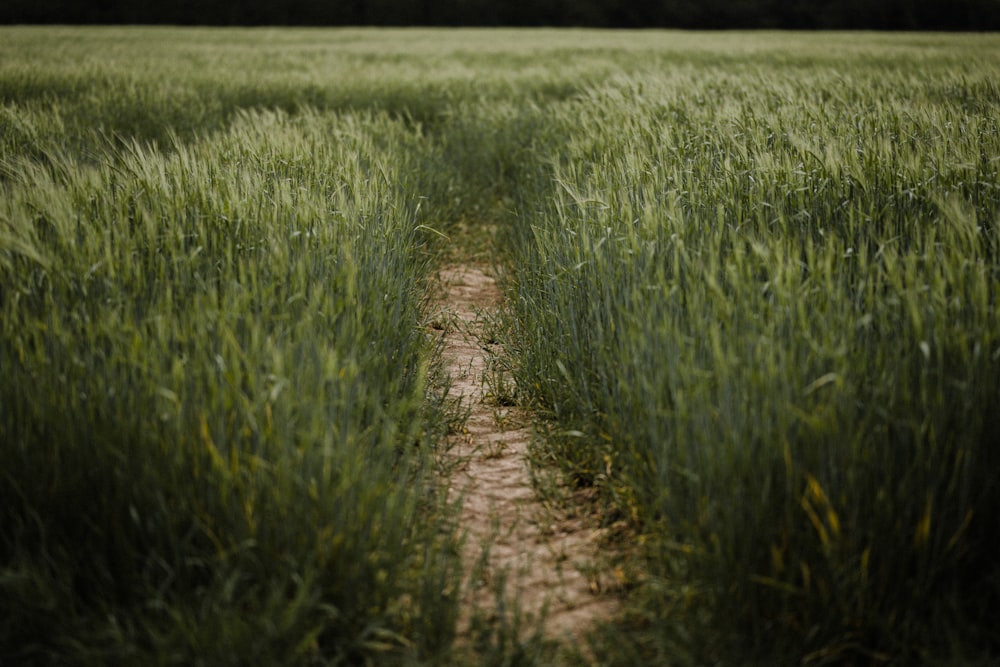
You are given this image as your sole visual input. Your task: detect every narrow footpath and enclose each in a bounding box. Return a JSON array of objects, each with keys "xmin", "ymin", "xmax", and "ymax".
[{"xmin": 432, "ymin": 264, "xmax": 620, "ymax": 657}]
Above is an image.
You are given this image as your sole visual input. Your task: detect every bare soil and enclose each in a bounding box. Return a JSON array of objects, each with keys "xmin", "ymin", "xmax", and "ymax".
[{"xmin": 431, "ymin": 264, "xmax": 620, "ymax": 654}]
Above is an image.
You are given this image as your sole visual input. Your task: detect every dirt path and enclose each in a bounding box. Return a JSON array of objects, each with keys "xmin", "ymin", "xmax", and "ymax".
[{"xmin": 432, "ymin": 265, "xmax": 619, "ymax": 655}]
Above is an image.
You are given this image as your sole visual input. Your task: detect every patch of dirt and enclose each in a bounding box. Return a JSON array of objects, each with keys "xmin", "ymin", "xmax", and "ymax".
[{"xmin": 432, "ymin": 265, "xmax": 620, "ymax": 653}]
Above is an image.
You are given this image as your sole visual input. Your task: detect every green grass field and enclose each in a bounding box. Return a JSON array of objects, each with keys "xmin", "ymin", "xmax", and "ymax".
[{"xmin": 2, "ymin": 27, "xmax": 999, "ymax": 665}]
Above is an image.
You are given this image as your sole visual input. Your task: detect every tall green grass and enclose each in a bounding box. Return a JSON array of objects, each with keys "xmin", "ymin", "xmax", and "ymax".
[
  {"xmin": 501, "ymin": 61, "xmax": 1000, "ymax": 663},
  {"xmin": 0, "ymin": 107, "xmax": 464, "ymax": 664},
  {"xmin": 3, "ymin": 26, "xmax": 1000, "ymax": 666}
]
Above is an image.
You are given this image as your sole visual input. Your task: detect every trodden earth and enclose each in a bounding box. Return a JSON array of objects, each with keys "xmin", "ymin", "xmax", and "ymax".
[{"xmin": 431, "ymin": 264, "xmax": 622, "ymax": 659}]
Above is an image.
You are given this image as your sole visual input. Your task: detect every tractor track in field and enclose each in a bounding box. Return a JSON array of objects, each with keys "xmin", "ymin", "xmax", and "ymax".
[{"xmin": 431, "ymin": 264, "xmax": 620, "ymax": 657}]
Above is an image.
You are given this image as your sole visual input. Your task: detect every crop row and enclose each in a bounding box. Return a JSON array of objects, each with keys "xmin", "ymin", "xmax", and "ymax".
[{"xmin": 499, "ymin": 61, "xmax": 1000, "ymax": 664}]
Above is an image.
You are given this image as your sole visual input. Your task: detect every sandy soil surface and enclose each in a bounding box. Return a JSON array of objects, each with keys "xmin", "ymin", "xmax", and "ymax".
[{"xmin": 432, "ymin": 265, "xmax": 619, "ymax": 652}]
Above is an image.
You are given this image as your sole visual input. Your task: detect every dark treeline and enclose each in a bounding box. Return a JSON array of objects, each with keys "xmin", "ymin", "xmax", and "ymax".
[{"xmin": 2, "ymin": 0, "xmax": 998, "ymax": 30}]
